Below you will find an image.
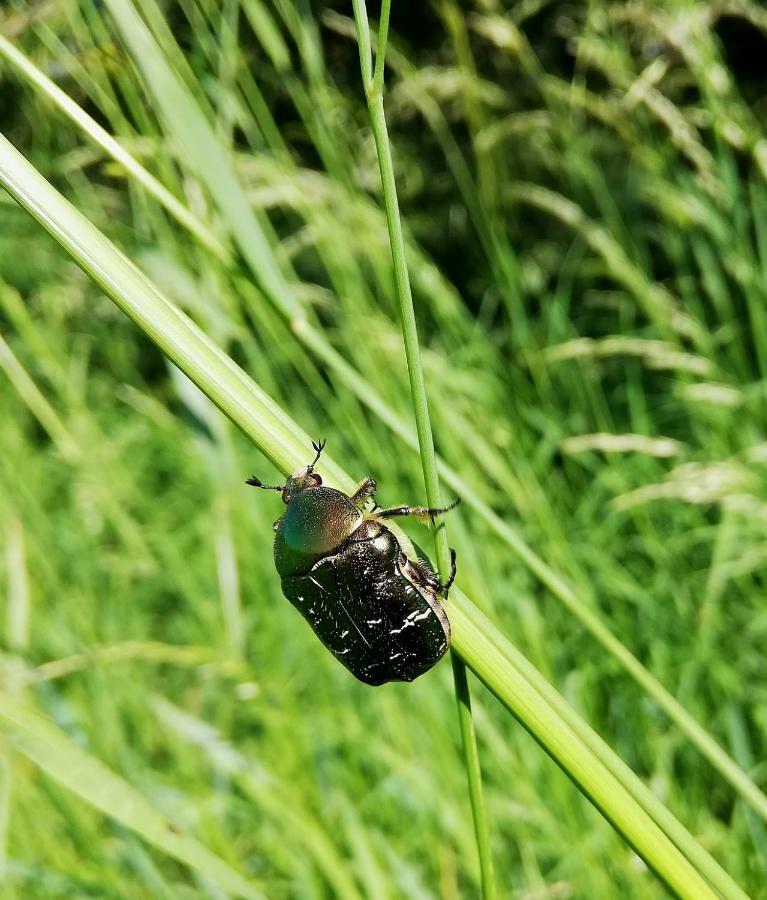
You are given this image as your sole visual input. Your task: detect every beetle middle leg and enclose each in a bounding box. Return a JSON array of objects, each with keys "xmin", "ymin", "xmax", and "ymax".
[
  {"xmin": 405, "ymin": 549, "xmax": 457, "ymax": 596},
  {"xmin": 406, "ymin": 556, "xmax": 441, "ymax": 591},
  {"xmin": 441, "ymin": 549, "xmax": 457, "ymax": 595},
  {"xmin": 350, "ymin": 476, "xmax": 376, "ymax": 507},
  {"xmin": 376, "ymin": 497, "xmax": 460, "ymax": 524}
]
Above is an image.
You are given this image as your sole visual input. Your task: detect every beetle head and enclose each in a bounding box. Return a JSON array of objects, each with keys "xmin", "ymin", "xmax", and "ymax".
[
  {"xmin": 247, "ymin": 439, "xmax": 327, "ymax": 503},
  {"xmin": 281, "ymin": 468, "xmax": 322, "ymax": 503},
  {"xmin": 282, "ymin": 438, "xmax": 326, "ymax": 502}
]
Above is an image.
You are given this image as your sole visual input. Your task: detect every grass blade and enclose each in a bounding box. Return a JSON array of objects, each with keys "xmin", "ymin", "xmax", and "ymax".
[
  {"xmin": 0, "ymin": 694, "xmax": 264, "ymax": 899},
  {"xmin": 0, "ymin": 129, "xmax": 741, "ymax": 899},
  {"xmin": 0, "ymin": 33, "xmax": 229, "ymax": 261},
  {"xmin": 101, "ymin": 0, "xmax": 298, "ymax": 317},
  {"xmin": 27, "ymin": 5, "xmax": 763, "ymax": 831},
  {"xmin": 354, "ymin": 3, "xmax": 495, "ymax": 895}
]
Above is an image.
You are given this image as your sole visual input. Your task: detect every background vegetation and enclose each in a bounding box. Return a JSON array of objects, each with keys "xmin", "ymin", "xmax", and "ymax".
[{"xmin": 1, "ymin": 0, "xmax": 767, "ymax": 896}]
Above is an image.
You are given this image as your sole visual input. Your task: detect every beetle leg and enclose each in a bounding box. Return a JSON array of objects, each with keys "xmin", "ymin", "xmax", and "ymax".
[
  {"xmin": 411, "ymin": 549, "xmax": 456, "ymax": 595},
  {"xmin": 376, "ymin": 497, "xmax": 460, "ymax": 524},
  {"xmin": 441, "ymin": 549, "xmax": 457, "ymax": 596},
  {"xmin": 350, "ymin": 476, "xmax": 377, "ymax": 507},
  {"xmin": 407, "ymin": 557, "xmax": 442, "ymax": 591}
]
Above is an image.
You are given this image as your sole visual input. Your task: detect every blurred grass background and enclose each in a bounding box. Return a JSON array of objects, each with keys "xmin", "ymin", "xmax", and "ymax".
[{"xmin": 1, "ymin": 0, "xmax": 767, "ymax": 896}]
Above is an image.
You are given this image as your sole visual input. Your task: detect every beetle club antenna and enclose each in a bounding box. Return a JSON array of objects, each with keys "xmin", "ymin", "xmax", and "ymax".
[
  {"xmin": 307, "ymin": 438, "xmax": 326, "ymax": 473},
  {"xmin": 245, "ymin": 476, "xmax": 284, "ymax": 490}
]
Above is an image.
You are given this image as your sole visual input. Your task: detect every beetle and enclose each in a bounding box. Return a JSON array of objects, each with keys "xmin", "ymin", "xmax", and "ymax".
[{"xmin": 246, "ymin": 440, "xmax": 458, "ymax": 685}]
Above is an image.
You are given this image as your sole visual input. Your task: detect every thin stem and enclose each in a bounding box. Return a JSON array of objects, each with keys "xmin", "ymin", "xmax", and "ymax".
[
  {"xmin": 451, "ymin": 654, "xmax": 495, "ymax": 898},
  {"xmin": 355, "ymin": 5, "xmax": 496, "ymax": 896},
  {"xmin": 366, "ymin": 93, "xmax": 449, "ymax": 568},
  {"xmin": 350, "ymin": 0, "xmax": 373, "ymax": 88},
  {"xmin": 371, "ymin": 0, "xmax": 391, "ymax": 95}
]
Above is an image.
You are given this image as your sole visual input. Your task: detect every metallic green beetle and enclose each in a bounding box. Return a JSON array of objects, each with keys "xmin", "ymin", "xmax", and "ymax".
[{"xmin": 247, "ymin": 441, "xmax": 458, "ymax": 685}]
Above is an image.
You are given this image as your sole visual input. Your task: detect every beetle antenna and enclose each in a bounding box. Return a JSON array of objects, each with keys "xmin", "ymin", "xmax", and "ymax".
[
  {"xmin": 246, "ymin": 476, "xmax": 284, "ymax": 490},
  {"xmin": 307, "ymin": 438, "xmax": 327, "ymax": 472}
]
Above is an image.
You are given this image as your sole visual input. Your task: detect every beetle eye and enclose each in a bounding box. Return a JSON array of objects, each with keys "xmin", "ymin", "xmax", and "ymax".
[{"xmin": 311, "ymin": 473, "xmax": 322, "ymax": 486}]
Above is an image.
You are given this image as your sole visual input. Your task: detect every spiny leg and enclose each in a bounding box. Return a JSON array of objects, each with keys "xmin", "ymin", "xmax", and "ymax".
[
  {"xmin": 376, "ymin": 497, "xmax": 461, "ymax": 524},
  {"xmin": 350, "ymin": 476, "xmax": 376, "ymax": 507},
  {"xmin": 407, "ymin": 556, "xmax": 441, "ymax": 591},
  {"xmin": 407, "ymin": 549, "xmax": 457, "ymax": 596},
  {"xmin": 441, "ymin": 549, "xmax": 457, "ymax": 595}
]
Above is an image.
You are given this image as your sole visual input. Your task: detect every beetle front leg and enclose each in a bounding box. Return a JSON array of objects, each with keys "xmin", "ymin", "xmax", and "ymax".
[
  {"xmin": 376, "ymin": 497, "xmax": 460, "ymax": 524},
  {"xmin": 350, "ymin": 476, "xmax": 376, "ymax": 507}
]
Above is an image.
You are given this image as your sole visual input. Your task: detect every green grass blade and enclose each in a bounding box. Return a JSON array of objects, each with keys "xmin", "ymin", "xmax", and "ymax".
[
  {"xmin": 446, "ymin": 595, "xmax": 735, "ymax": 900},
  {"xmin": 72, "ymin": 6, "xmax": 766, "ymax": 834},
  {"xmin": 357, "ymin": 3, "xmax": 495, "ymax": 895},
  {"xmin": 0, "ymin": 694, "xmax": 264, "ymax": 899},
  {"xmin": 65, "ymin": 2, "xmax": 767, "ymax": 830},
  {"xmin": 0, "ymin": 130, "xmax": 741, "ymax": 899},
  {"xmin": 470, "ymin": 591, "xmax": 752, "ymax": 900},
  {"xmin": 101, "ymin": 0, "xmax": 299, "ymax": 318},
  {"xmin": 0, "ymin": 33, "xmax": 229, "ymax": 261},
  {"xmin": 0, "ymin": 330, "xmax": 79, "ymax": 462}
]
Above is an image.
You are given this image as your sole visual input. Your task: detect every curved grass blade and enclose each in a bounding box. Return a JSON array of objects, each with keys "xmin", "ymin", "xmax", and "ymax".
[
  {"xmin": 0, "ymin": 694, "xmax": 264, "ymax": 900},
  {"xmin": 39, "ymin": 2, "xmax": 767, "ymax": 826},
  {"xmin": 0, "ymin": 131, "xmax": 742, "ymax": 898},
  {"xmin": 0, "ymin": 34, "xmax": 229, "ymax": 261}
]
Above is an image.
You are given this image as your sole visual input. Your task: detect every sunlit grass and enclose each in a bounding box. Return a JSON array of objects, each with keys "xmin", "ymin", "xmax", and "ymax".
[{"xmin": 1, "ymin": 0, "xmax": 766, "ymax": 896}]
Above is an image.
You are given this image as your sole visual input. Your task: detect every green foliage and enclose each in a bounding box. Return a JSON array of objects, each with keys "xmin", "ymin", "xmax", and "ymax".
[{"xmin": 0, "ymin": 0, "xmax": 766, "ymax": 896}]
